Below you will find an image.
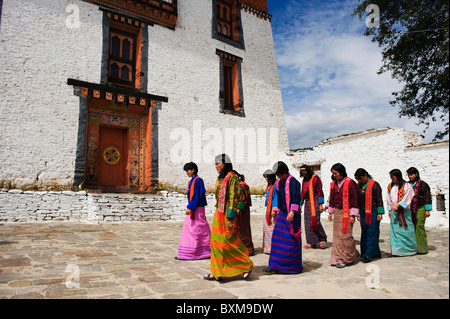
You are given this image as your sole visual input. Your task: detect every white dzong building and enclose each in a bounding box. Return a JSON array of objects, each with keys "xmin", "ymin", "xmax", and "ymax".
[{"xmin": 0, "ymin": 0, "xmax": 289, "ymax": 192}]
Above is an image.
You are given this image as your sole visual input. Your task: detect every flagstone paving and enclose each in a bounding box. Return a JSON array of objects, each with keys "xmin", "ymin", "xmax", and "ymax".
[{"xmin": 0, "ymin": 215, "xmax": 448, "ymax": 299}]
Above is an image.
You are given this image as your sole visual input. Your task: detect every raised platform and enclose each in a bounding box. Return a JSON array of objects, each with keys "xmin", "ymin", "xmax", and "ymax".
[
  {"xmin": 0, "ymin": 190, "xmax": 267, "ymax": 223},
  {"xmin": 0, "ymin": 190, "xmax": 177, "ymax": 223}
]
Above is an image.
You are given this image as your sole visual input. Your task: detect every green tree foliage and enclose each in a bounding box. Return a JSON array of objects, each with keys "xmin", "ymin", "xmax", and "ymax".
[{"xmin": 353, "ymin": 0, "xmax": 449, "ymax": 140}]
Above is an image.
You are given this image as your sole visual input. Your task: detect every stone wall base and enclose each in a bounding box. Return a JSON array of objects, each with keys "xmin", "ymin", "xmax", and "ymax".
[{"xmin": 0, "ymin": 190, "xmax": 266, "ymax": 223}]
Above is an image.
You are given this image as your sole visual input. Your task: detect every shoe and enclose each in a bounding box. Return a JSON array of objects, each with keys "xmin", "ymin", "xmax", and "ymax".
[
  {"xmin": 263, "ymin": 268, "xmax": 278, "ymax": 274},
  {"xmin": 362, "ymin": 256, "xmax": 372, "ymax": 263},
  {"xmin": 243, "ymin": 271, "xmax": 252, "ymax": 280},
  {"xmin": 203, "ymin": 273, "xmax": 222, "ymax": 281},
  {"xmin": 336, "ymin": 263, "xmax": 346, "ymax": 268}
]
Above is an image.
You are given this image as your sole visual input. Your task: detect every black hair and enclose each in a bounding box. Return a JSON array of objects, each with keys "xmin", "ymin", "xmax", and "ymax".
[
  {"xmin": 215, "ymin": 154, "xmax": 233, "ymax": 179},
  {"xmin": 331, "ymin": 163, "xmax": 347, "ymax": 178},
  {"xmin": 272, "ymin": 161, "xmax": 289, "ymax": 176},
  {"xmin": 354, "ymin": 168, "xmax": 372, "ymax": 180},
  {"xmin": 233, "ymin": 170, "xmax": 245, "ymax": 182},
  {"xmin": 183, "ymin": 162, "xmax": 198, "ymax": 175},
  {"xmin": 263, "ymin": 169, "xmax": 277, "ymax": 185},
  {"xmin": 300, "ymin": 164, "xmax": 313, "ymax": 179},
  {"xmin": 389, "ymin": 168, "xmax": 405, "ymax": 188},
  {"xmin": 406, "ymin": 167, "xmax": 420, "ymax": 181}
]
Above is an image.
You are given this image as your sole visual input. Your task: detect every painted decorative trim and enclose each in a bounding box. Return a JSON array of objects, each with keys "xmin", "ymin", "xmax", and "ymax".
[
  {"xmin": 81, "ymin": 0, "xmax": 177, "ymax": 30},
  {"xmin": 216, "ymin": 49, "xmax": 243, "ymax": 63},
  {"xmin": 102, "ymin": 9, "xmax": 150, "ymax": 28},
  {"xmin": 68, "ymin": 78, "xmax": 167, "ymax": 107},
  {"xmin": 240, "ymin": 4, "xmax": 272, "ymax": 21}
]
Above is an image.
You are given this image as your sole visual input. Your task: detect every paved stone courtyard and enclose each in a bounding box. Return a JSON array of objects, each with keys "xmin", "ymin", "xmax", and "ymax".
[{"xmin": 0, "ymin": 214, "xmax": 448, "ymax": 299}]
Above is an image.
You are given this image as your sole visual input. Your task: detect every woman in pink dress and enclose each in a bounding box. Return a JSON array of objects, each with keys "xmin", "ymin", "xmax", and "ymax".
[{"xmin": 176, "ymin": 162, "xmax": 211, "ymax": 260}]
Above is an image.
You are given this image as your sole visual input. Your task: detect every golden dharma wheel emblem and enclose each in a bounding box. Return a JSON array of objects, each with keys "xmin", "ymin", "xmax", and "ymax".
[{"xmin": 103, "ymin": 147, "xmax": 121, "ymax": 165}]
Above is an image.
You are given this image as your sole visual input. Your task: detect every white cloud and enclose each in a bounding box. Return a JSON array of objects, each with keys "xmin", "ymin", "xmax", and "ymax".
[
  {"xmin": 270, "ymin": 0, "xmax": 445, "ymax": 149},
  {"xmin": 285, "ymin": 105, "xmax": 395, "ymax": 149}
]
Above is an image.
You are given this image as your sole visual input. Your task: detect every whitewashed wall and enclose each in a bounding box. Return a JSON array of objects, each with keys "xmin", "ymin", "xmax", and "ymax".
[
  {"xmin": 289, "ymin": 128, "xmax": 449, "ymax": 228},
  {"xmin": 0, "ymin": 0, "xmax": 103, "ymax": 186}
]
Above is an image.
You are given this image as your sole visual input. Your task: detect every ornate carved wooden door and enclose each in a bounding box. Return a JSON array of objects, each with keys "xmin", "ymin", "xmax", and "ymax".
[{"xmin": 98, "ymin": 126, "xmax": 128, "ymax": 186}]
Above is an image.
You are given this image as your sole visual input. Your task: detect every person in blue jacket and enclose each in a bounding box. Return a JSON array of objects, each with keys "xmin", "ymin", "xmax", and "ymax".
[{"xmin": 176, "ymin": 162, "xmax": 211, "ymax": 260}]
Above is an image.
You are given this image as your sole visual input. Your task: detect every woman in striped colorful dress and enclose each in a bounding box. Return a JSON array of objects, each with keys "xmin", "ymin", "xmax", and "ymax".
[
  {"xmin": 264, "ymin": 161, "xmax": 303, "ymax": 274},
  {"xmin": 262, "ymin": 170, "xmax": 278, "ymax": 254},
  {"xmin": 327, "ymin": 163, "xmax": 360, "ymax": 268},
  {"xmin": 387, "ymin": 169, "xmax": 417, "ymax": 256},
  {"xmin": 204, "ymin": 154, "xmax": 254, "ymax": 281}
]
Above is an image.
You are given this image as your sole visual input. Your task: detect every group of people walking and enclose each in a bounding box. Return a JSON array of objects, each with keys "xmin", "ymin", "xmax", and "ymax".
[{"xmin": 175, "ymin": 154, "xmax": 432, "ymax": 281}]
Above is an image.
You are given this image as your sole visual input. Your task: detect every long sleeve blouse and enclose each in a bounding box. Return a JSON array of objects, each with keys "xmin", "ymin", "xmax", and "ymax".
[
  {"xmin": 186, "ymin": 175, "xmax": 207, "ymax": 211},
  {"xmin": 300, "ymin": 175, "xmax": 325, "ymax": 205},
  {"xmin": 265, "ymin": 184, "xmax": 278, "ymax": 210},
  {"xmin": 328, "ymin": 178, "xmax": 359, "ymax": 216},
  {"xmin": 409, "ymin": 180, "xmax": 432, "ymax": 211},
  {"xmin": 214, "ymin": 172, "xmax": 242, "ymax": 220},
  {"xmin": 276, "ymin": 175, "xmax": 301, "ymax": 213},
  {"xmin": 386, "ymin": 182, "xmax": 414, "ymax": 211},
  {"xmin": 356, "ymin": 180, "xmax": 385, "ymax": 214}
]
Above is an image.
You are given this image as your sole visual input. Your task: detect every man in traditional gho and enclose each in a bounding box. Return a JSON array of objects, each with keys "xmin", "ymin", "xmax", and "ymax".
[
  {"xmin": 204, "ymin": 154, "xmax": 254, "ymax": 281},
  {"xmin": 299, "ymin": 165, "xmax": 327, "ymax": 249},
  {"xmin": 406, "ymin": 167, "xmax": 432, "ymax": 254},
  {"xmin": 176, "ymin": 162, "xmax": 211, "ymax": 260},
  {"xmin": 262, "ymin": 169, "xmax": 278, "ymax": 254},
  {"xmin": 235, "ymin": 172, "xmax": 255, "ymax": 256},
  {"xmin": 387, "ymin": 169, "xmax": 417, "ymax": 256},
  {"xmin": 327, "ymin": 163, "xmax": 359, "ymax": 268},
  {"xmin": 354, "ymin": 168, "xmax": 384, "ymax": 263},
  {"xmin": 263, "ymin": 161, "xmax": 303, "ymax": 274}
]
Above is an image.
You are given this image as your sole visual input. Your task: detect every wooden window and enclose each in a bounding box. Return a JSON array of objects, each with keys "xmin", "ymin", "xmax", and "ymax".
[
  {"xmin": 223, "ymin": 65, "xmax": 233, "ymax": 111},
  {"xmin": 110, "ymin": 63, "xmax": 119, "ymax": 78},
  {"xmin": 108, "ymin": 28, "xmax": 137, "ymax": 87},
  {"xmin": 217, "ymin": 50, "xmax": 244, "ymax": 116},
  {"xmin": 111, "ymin": 36, "xmax": 121, "ymax": 57},
  {"xmin": 223, "ymin": 61, "xmax": 240, "ymax": 112},
  {"xmin": 436, "ymin": 194, "xmax": 446, "ymax": 212},
  {"xmin": 106, "ymin": 16, "xmax": 144, "ymax": 89},
  {"xmin": 217, "ymin": 0, "xmax": 232, "ymax": 39},
  {"xmin": 213, "ymin": 0, "xmax": 244, "ymax": 49}
]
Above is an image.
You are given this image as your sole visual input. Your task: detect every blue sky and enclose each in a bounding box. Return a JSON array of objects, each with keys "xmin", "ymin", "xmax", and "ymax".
[{"xmin": 266, "ymin": 0, "xmax": 447, "ymax": 149}]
